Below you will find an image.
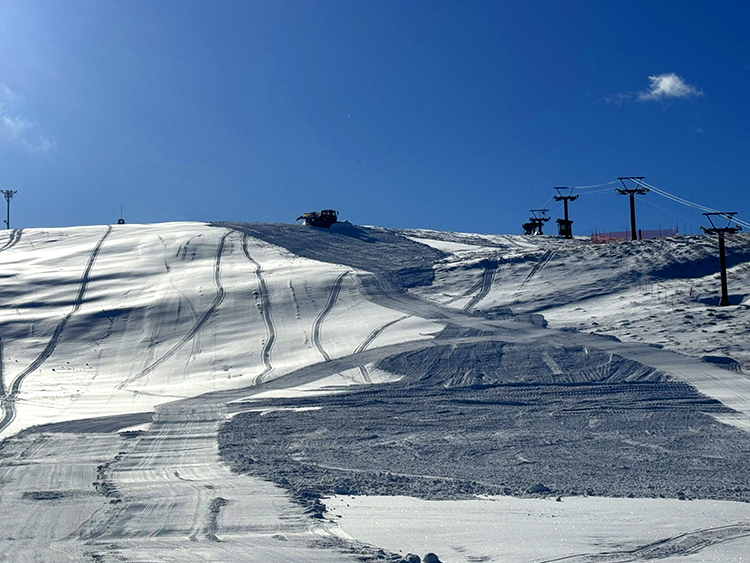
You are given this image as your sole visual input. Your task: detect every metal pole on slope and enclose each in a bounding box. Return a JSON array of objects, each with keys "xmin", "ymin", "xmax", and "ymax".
[
  {"xmin": 616, "ymin": 177, "xmax": 647, "ymax": 240},
  {"xmin": 553, "ymin": 187, "xmax": 578, "ymax": 239},
  {"xmin": 702, "ymin": 212, "xmax": 741, "ymax": 307},
  {"xmin": 1, "ymin": 190, "xmax": 16, "ymax": 230}
]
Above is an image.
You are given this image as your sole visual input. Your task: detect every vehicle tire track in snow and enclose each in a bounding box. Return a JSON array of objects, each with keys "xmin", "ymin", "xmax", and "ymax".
[
  {"xmin": 353, "ymin": 315, "xmax": 409, "ymax": 383},
  {"xmin": 241, "ymin": 234, "xmax": 276, "ymax": 384},
  {"xmin": 117, "ymin": 231, "xmax": 231, "ymax": 390},
  {"xmin": 0, "ymin": 228, "xmax": 22, "ymax": 253},
  {"xmin": 353, "ymin": 271, "xmax": 450, "ymax": 322},
  {"xmin": 0, "ymin": 225, "xmax": 112, "ymax": 433},
  {"xmin": 462, "ymin": 259, "xmax": 498, "ymax": 313},
  {"xmin": 311, "ymin": 272, "xmax": 348, "ymax": 362},
  {"xmin": 513, "ymin": 249, "xmax": 555, "ymax": 302},
  {"xmin": 537, "ymin": 522, "xmax": 750, "ymax": 562}
]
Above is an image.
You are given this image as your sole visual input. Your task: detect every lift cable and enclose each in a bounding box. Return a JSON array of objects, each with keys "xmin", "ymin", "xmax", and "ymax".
[
  {"xmin": 576, "ymin": 187, "xmax": 618, "ymax": 197},
  {"xmin": 571, "ymin": 180, "xmax": 620, "ymax": 190},
  {"xmin": 629, "ymin": 178, "xmax": 750, "ymax": 231},
  {"xmin": 631, "ymin": 178, "xmax": 712, "ymax": 209},
  {"xmin": 637, "ymin": 197, "xmax": 703, "ymax": 231},
  {"xmin": 538, "ymin": 195, "xmax": 555, "ymax": 209},
  {"xmin": 634, "ymin": 179, "xmax": 718, "ymax": 213},
  {"xmin": 535, "ymin": 182, "xmax": 616, "ymax": 216}
]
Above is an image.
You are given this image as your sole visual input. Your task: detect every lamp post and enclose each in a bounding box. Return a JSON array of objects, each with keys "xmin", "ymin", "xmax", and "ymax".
[{"xmin": 1, "ymin": 190, "xmax": 17, "ymax": 230}]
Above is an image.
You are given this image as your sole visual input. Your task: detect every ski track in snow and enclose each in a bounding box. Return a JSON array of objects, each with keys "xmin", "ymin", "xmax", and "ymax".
[
  {"xmin": 353, "ymin": 315, "xmax": 409, "ymax": 383},
  {"xmin": 357, "ymin": 365, "xmax": 373, "ymax": 383},
  {"xmin": 514, "ymin": 249, "xmax": 556, "ymax": 302},
  {"xmin": 167, "ymin": 237, "xmax": 207, "ymax": 382},
  {"xmin": 0, "ymin": 230, "xmax": 20, "ymax": 399},
  {"xmin": 442, "ymin": 265, "xmax": 489, "ymax": 308},
  {"xmin": 462, "ymin": 258, "xmax": 499, "ymax": 313},
  {"xmin": 353, "ymin": 315, "xmax": 409, "ymax": 355},
  {"xmin": 0, "ymin": 336, "xmax": 4, "ymax": 399},
  {"xmin": 168, "ymin": 276, "xmax": 202, "ymax": 382},
  {"xmin": 0, "ymin": 225, "xmax": 112, "ymax": 433},
  {"xmin": 537, "ymin": 522, "xmax": 750, "ymax": 562},
  {"xmin": 117, "ymin": 230, "xmax": 230, "ymax": 390},
  {"xmin": 0, "ymin": 228, "xmax": 22, "ymax": 253},
  {"xmin": 3, "ymin": 223, "xmax": 750, "ymax": 562},
  {"xmin": 311, "ymin": 271, "xmax": 348, "ymax": 362},
  {"xmin": 241, "ymin": 233, "xmax": 276, "ymax": 384}
]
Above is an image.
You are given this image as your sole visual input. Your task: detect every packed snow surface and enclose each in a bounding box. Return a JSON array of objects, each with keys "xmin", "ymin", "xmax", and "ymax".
[
  {"xmin": 0, "ymin": 221, "xmax": 749, "ymax": 562},
  {"xmin": 0, "ymin": 223, "xmax": 440, "ymax": 435},
  {"xmin": 327, "ymin": 495, "xmax": 750, "ymax": 563}
]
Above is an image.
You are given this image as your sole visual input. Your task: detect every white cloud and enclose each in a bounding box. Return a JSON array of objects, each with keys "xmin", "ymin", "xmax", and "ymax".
[
  {"xmin": 2, "ymin": 115, "xmax": 28, "ymax": 135},
  {"xmin": 0, "ymin": 84, "xmax": 20, "ymax": 103},
  {"xmin": 0, "ymin": 84, "xmax": 56, "ymax": 153},
  {"xmin": 637, "ymin": 73, "xmax": 703, "ymax": 102}
]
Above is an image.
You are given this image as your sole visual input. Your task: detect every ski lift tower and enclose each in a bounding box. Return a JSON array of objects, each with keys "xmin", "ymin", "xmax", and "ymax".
[
  {"xmin": 554, "ymin": 187, "xmax": 578, "ymax": 239},
  {"xmin": 523, "ymin": 209, "xmax": 550, "ymax": 235},
  {"xmin": 616, "ymin": 177, "xmax": 647, "ymax": 240},
  {"xmin": 702, "ymin": 212, "xmax": 741, "ymax": 307}
]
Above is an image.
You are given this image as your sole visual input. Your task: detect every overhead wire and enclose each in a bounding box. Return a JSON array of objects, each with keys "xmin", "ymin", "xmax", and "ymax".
[
  {"xmin": 537, "ymin": 195, "xmax": 555, "ymax": 210},
  {"xmin": 638, "ymin": 197, "xmax": 702, "ymax": 232},
  {"xmin": 661, "ymin": 189, "xmax": 750, "ymax": 230},
  {"xmin": 571, "ymin": 180, "xmax": 620, "ymax": 190},
  {"xmin": 576, "ymin": 187, "xmax": 617, "ymax": 196},
  {"xmin": 636, "ymin": 179, "xmax": 747, "ymax": 224},
  {"xmin": 628, "ymin": 177, "xmax": 750, "ymax": 231},
  {"xmin": 633, "ymin": 179, "xmax": 718, "ymax": 213},
  {"xmin": 531, "ymin": 178, "xmax": 747, "ymax": 235},
  {"xmin": 531, "ymin": 183, "xmax": 616, "ymax": 232},
  {"xmin": 537, "ymin": 182, "xmax": 616, "ymax": 216}
]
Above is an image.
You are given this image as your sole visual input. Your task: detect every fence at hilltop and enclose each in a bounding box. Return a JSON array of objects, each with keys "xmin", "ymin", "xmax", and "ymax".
[{"xmin": 591, "ymin": 227, "xmax": 678, "ymax": 243}]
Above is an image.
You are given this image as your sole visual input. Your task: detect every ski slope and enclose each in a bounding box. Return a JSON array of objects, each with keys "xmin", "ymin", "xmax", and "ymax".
[
  {"xmin": 0, "ymin": 223, "xmax": 440, "ymax": 436},
  {"xmin": 406, "ymin": 229, "xmax": 750, "ymax": 369},
  {"xmin": 1, "ymin": 221, "xmax": 749, "ymax": 562},
  {"xmin": 327, "ymin": 495, "xmax": 750, "ymax": 563}
]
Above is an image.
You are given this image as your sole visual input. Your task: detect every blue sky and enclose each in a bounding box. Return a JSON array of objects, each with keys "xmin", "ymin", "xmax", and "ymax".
[{"xmin": 0, "ymin": 1, "xmax": 749, "ymax": 235}]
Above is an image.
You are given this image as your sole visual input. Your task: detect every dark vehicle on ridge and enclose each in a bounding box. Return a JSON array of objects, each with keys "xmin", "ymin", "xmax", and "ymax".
[{"xmin": 297, "ymin": 209, "xmax": 338, "ymax": 228}]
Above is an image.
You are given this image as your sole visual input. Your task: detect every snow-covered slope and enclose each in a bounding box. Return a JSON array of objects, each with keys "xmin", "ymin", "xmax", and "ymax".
[
  {"xmin": 0, "ymin": 222, "xmax": 441, "ymax": 436},
  {"xmin": 1, "ymin": 221, "xmax": 750, "ymax": 563},
  {"xmin": 405, "ymin": 229, "xmax": 750, "ymax": 368}
]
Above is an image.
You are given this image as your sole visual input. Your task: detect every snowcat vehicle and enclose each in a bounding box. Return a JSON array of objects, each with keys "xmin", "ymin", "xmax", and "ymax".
[{"xmin": 296, "ymin": 209, "xmax": 338, "ymax": 228}]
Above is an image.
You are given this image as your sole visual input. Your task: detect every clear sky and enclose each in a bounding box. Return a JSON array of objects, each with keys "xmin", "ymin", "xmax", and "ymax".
[{"xmin": 1, "ymin": 0, "xmax": 749, "ymax": 235}]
